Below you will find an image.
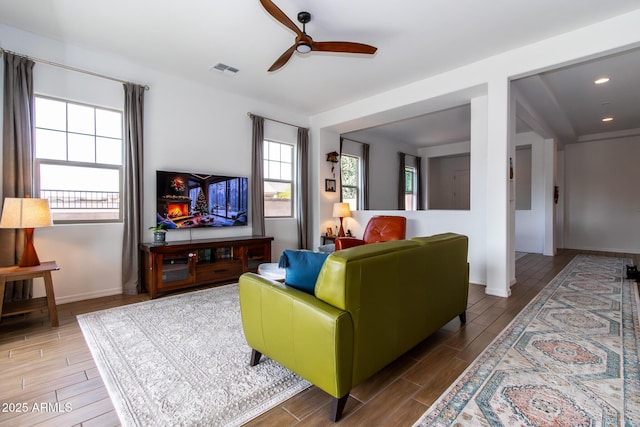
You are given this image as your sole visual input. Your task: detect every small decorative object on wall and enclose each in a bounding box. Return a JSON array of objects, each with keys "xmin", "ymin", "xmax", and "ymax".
[
  {"xmin": 326, "ymin": 151, "xmax": 339, "ymax": 177},
  {"xmin": 326, "ymin": 151, "xmax": 339, "ymax": 163},
  {"xmin": 325, "ymin": 179, "xmax": 336, "ymax": 192},
  {"xmin": 509, "ymin": 157, "xmax": 514, "ymax": 180},
  {"xmin": 554, "ymin": 185, "xmax": 559, "ymax": 204}
]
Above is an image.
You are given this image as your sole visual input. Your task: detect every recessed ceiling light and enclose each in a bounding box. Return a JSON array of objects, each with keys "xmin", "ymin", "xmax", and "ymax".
[
  {"xmin": 594, "ymin": 77, "xmax": 610, "ymax": 85},
  {"xmin": 602, "ymin": 117, "xmax": 613, "ymax": 122}
]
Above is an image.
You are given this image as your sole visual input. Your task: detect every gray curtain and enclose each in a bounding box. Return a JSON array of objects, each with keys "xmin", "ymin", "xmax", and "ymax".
[
  {"xmin": 362, "ymin": 142, "xmax": 370, "ymax": 210},
  {"xmin": 296, "ymin": 127, "xmax": 310, "ymax": 249},
  {"xmin": 121, "ymin": 83, "xmax": 145, "ymax": 294},
  {"xmin": 398, "ymin": 152, "xmax": 406, "ymax": 210},
  {"xmin": 416, "ymin": 156, "xmax": 424, "ymax": 210},
  {"xmin": 251, "ymin": 115, "xmax": 265, "ymax": 236},
  {"xmin": 1, "ymin": 52, "xmax": 35, "ymax": 302}
]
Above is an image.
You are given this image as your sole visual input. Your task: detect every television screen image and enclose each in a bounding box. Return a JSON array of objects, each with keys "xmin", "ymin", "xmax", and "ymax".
[{"xmin": 156, "ymin": 171, "xmax": 248, "ymax": 229}]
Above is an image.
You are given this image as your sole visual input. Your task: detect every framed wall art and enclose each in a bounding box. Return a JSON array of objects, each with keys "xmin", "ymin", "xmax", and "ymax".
[{"xmin": 325, "ymin": 179, "xmax": 336, "ymax": 192}]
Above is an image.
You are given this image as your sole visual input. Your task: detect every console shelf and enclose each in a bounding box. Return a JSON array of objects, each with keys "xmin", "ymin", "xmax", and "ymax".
[{"xmin": 140, "ymin": 236, "xmax": 273, "ymax": 298}]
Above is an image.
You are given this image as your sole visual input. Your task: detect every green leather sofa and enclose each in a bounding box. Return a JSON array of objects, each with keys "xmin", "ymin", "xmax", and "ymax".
[{"xmin": 239, "ymin": 233, "xmax": 469, "ymax": 421}]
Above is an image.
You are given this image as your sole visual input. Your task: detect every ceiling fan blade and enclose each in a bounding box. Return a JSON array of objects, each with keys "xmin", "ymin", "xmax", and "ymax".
[
  {"xmin": 312, "ymin": 41, "xmax": 377, "ymax": 55},
  {"xmin": 268, "ymin": 45, "xmax": 297, "ymax": 72},
  {"xmin": 259, "ymin": 0, "xmax": 302, "ymax": 36}
]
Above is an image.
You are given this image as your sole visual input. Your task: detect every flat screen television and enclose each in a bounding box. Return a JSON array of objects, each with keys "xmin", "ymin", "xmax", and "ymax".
[{"xmin": 155, "ymin": 170, "xmax": 248, "ymax": 229}]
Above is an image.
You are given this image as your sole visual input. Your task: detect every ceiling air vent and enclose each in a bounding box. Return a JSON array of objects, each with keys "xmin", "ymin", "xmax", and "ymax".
[{"xmin": 210, "ymin": 63, "xmax": 239, "ymax": 76}]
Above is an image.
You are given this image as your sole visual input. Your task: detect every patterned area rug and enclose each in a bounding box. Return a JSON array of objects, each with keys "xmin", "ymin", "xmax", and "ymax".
[
  {"xmin": 414, "ymin": 255, "xmax": 640, "ymax": 427},
  {"xmin": 77, "ymin": 284, "xmax": 310, "ymax": 426}
]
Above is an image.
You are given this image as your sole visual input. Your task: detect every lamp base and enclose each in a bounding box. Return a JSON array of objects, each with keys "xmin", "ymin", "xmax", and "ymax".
[
  {"xmin": 19, "ymin": 228, "xmax": 41, "ymax": 267},
  {"xmin": 338, "ymin": 218, "xmax": 345, "ymax": 237}
]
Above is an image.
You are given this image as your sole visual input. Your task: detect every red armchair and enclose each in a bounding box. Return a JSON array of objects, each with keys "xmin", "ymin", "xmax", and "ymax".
[{"xmin": 335, "ymin": 215, "xmax": 407, "ymax": 250}]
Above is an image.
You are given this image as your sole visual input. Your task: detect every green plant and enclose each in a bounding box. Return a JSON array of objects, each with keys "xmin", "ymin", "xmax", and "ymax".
[{"xmin": 149, "ymin": 223, "xmax": 167, "ymax": 232}]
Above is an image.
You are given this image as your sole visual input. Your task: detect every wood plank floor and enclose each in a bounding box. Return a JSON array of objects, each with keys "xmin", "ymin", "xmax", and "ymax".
[{"xmin": 0, "ymin": 249, "xmax": 637, "ymax": 426}]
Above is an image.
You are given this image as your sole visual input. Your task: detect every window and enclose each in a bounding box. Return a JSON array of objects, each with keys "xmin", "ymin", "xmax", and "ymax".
[
  {"xmin": 341, "ymin": 154, "xmax": 360, "ymax": 210},
  {"xmin": 34, "ymin": 96, "xmax": 123, "ymax": 223},
  {"xmin": 263, "ymin": 140, "xmax": 293, "ymax": 217},
  {"xmin": 404, "ymin": 166, "xmax": 418, "ymax": 211}
]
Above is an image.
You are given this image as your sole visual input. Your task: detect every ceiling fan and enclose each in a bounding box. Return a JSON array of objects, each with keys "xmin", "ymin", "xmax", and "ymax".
[{"xmin": 259, "ymin": 0, "xmax": 377, "ymax": 72}]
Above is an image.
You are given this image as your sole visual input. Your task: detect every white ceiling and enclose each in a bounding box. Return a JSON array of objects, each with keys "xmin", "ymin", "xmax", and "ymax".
[
  {"xmin": 513, "ymin": 49, "xmax": 640, "ymax": 142},
  {"xmin": 346, "ymin": 48, "xmax": 640, "ymax": 148},
  {"xmin": 0, "ymin": 0, "xmax": 639, "ymax": 146}
]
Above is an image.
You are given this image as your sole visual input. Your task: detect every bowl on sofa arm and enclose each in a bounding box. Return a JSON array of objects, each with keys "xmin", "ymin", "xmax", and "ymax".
[{"xmin": 238, "ymin": 233, "xmax": 469, "ymax": 422}]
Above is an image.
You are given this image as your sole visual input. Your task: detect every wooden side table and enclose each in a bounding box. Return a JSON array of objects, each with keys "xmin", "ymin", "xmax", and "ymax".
[
  {"xmin": 321, "ymin": 235, "xmax": 356, "ymax": 245},
  {"xmin": 321, "ymin": 235, "xmax": 337, "ymax": 245},
  {"xmin": 0, "ymin": 261, "xmax": 60, "ymax": 327}
]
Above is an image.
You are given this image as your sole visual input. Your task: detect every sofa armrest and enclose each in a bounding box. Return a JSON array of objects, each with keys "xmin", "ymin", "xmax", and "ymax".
[
  {"xmin": 335, "ymin": 237, "xmax": 365, "ymax": 250},
  {"xmin": 238, "ymin": 273, "xmax": 354, "ymax": 398}
]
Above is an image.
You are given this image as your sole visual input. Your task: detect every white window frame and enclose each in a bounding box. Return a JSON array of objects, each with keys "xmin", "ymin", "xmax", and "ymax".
[
  {"xmin": 340, "ymin": 154, "xmax": 361, "ymax": 210},
  {"xmin": 34, "ymin": 95, "xmax": 124, "ymax": 224},
  {"xmin": 263, "ymin": 139, "xmax": 295, "ymax": 218},
  {"xmin": 404, "ymin": 166, "xmax": 418, "ymax": 211}
]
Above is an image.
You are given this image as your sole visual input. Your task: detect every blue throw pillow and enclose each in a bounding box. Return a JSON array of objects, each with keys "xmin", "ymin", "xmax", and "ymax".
[{"xmin": 278, "ymin": 250, "xmax": 329, "ymax": 295}]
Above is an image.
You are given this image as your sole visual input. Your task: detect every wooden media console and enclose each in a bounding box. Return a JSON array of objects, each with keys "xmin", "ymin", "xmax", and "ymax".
[{"xmin": 140, "ymin": 236, "xmax": 273, "ymax": 298}]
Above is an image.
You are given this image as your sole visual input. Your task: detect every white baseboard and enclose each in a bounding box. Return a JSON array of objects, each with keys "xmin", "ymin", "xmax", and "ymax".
[
  {"xmin": 55, "ymin": 287, "xmax": 122, "ymax": 305},
  {"xmin": 484, "ymin": 286, "xmax": 511, "ymax": 298}
]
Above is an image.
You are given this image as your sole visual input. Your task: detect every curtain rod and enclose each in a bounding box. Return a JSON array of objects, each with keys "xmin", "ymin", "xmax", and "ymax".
[
  {"xmin": 0, "ymin": 47, "xmax": 149, "ymax": 90},
  {"xmin": 247, "ymin": 112, "xmax": 307, "ymax": 130},
  {"xmin": 341, "ymin": 137, "xmax": 370, "ymax": 146},
  {"xmin": 399, "ymin": 151, "xmax": 420, "ymax": 158}
]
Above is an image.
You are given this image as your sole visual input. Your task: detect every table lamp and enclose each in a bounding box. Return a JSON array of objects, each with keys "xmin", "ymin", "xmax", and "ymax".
[
  {"xmin": 332, "ymin": 202, "xmax": 351, "ymax": 237},
  {"xmin": 0, "ymin": 197, "xmax": 53, "ymax": 267}
]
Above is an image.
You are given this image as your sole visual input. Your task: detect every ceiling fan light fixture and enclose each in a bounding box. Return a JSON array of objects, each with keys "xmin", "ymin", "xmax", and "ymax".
[
  {"xmin": 260, "ymin": 1, "xmax": 377, "ymax": 71},
  {"xmin": 296, "ymin": 42, "xmax": 312, "ymax": 54}
]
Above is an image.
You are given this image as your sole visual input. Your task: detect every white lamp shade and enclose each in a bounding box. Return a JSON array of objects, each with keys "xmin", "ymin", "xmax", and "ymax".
[
  {"xmin": 0, "ymin": 198, "xmax": 53, "ymax": 229},
  {"xmin": 332, "ymin": 202, "xmax": 351, "ymax": 218}
]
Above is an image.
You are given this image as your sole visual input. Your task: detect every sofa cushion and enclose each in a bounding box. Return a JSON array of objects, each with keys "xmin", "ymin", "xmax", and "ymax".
[{"xmin": 278, "ymin": 250, "xmax": 329, "ymax": 294}]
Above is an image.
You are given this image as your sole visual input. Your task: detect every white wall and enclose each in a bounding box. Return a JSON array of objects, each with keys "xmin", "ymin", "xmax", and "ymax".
[
  {"xmin": 556, "ymin": 150, "xmax": 566, "ymax": 249},
  {"xmin": 309, "ymin": 9, "xmax": 640, "ymax": 297},
  {"xmin": 0, "ymin": 24, "xmax": 307, "ymax": 303},
  {"xmin": 428, "ymin": 153, "xmax": 471, "ymax": 210},
  {"xmin": 514, "ymin": 132, "xmax": 545, "ymax": 253},
  {"xmin": 564, "ymin": 135, "xmax": 640, "ymax": 253},
  {"xmin": 341, "ymin": 135, "xmax": 417, "ymax": 210},
  {"xmin": 326, "ymin": 97, "xmax": 489, "ymax": 287},
  {"xmin": 515, "ymin": 146, "xmax": 532, "ymax": 210},
  {"xmin": 368, "ymin": 137, "xmax": 417, "ymax": 210}
]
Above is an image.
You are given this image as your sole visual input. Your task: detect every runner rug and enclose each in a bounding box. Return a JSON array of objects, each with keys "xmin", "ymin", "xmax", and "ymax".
[
  {"xmin": 414, "ymin": 254, "xmax": 640, "ymax": 427},
  {"xmin": 77, "ymin": 283, "xmax": 310, "ymax": 426}
]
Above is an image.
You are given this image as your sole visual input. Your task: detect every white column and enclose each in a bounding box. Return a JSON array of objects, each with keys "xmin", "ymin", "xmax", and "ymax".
[
  {"xmin": 485, "ymin": 77, "xmax": 511, "ymax": 297},
  {"xmin": 470, "ymin": 95, "xmax": 488, "ymax": 285}
]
